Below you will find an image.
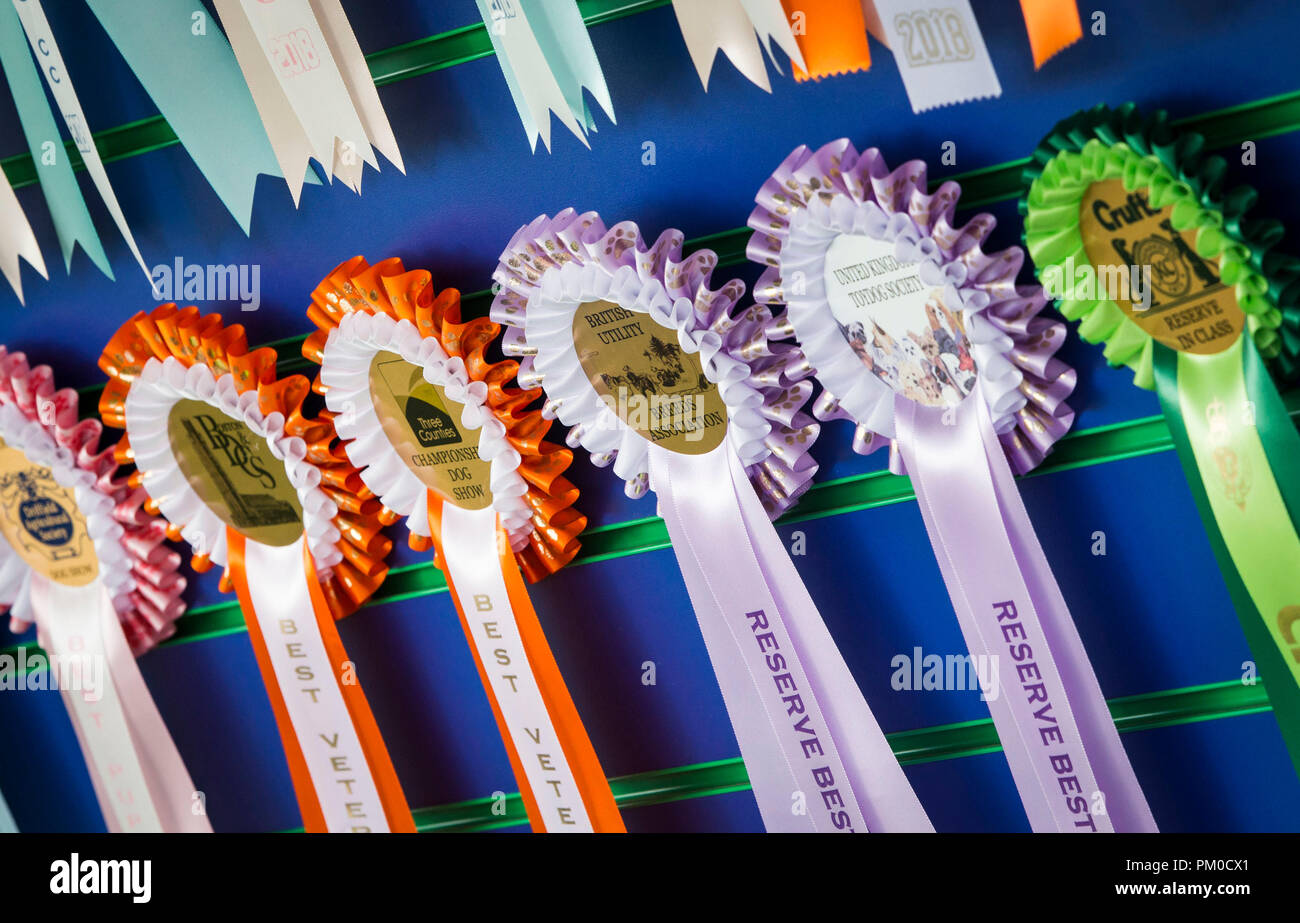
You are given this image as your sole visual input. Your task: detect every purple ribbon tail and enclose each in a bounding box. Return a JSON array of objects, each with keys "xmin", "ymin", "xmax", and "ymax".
[
  {"xmin": 897, "ymin": 394, "xmax": 1156, "ymax": 833},
  {"xmin": 649, "ymin": 441, "xmax": 932, "ymax": 832}
]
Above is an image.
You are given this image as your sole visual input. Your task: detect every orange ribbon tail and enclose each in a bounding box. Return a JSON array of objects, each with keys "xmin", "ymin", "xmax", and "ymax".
[
  {"xmin": 301, "ymin": 541, "xmax": 416, "ymax": 832},
  {"xmin": 228, "ymin": 528, "xmax": 415, "ymax": 833},
  {"xmin": 1020, "ymin": 0, "xmax": 1083, "ymax": 68},
  {"xmin": 228, "ymin": 529, "xmax": 326, "ymax": 833},
  {"xmin": 781, "ymin": 0, "xmax": 872, "ymax": 81},
  {"xmin": 429, "ymin": 492, "xmax": 624, "ymax": 832}
]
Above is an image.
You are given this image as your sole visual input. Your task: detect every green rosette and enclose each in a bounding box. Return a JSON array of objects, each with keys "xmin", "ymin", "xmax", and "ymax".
[{"xmin": 1020, "ymin": 103, "xmax": 1300, "ymax": 777}]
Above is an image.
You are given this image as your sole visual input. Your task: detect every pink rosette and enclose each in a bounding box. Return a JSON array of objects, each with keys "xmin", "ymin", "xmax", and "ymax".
[
  {"xmin": 491, "ymin": 209, "xmax": 820, "ymax": 516},
  {"xmin": 747, "ymin": 140, "xmax": 1077, "ymax": 475},
  {"xmin": 0, "ymin": 346, "xmax": 185, "ymax": 655}
]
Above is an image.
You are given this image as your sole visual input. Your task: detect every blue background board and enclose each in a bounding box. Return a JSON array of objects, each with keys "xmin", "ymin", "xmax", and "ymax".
[{"xmin": 0, "ymin": 0, "xmax": 1297, "ymax": 831}]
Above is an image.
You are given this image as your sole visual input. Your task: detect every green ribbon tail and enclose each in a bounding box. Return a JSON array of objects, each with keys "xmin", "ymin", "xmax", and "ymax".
[
  {"xmin": 1243, "ymin": 337, "xmax": 1300, "ymax": 525},
  {"xmin": 1155, "ymin": 340, "xmax": 1300, "ymax": 777}
]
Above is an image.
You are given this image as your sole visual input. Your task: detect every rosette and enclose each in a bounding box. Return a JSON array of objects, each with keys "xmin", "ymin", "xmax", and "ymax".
[
  {"xmin": 492, "ymin": 211, "xmax": 932, "ymax": 833},
  {"xmin": 99, "ymin": 307, "xmax": 414, "ymax": 833},
  {"xmin": 305, "ymin": 255, "xmax": 621, "ymax": 833},
  {"xmin": 1021, "ymin": 103, "xmax": 1300, "ymax": 776},
  {"xmin": 749, "ymin": 141, "xmax": 1157, "ymax": 832},
  {"xmin": 0, "ymin": 346, "xmax": 204, "ymax": 832}
]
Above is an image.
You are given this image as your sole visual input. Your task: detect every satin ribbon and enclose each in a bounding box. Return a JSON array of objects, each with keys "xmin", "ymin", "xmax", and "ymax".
[
  {"xmin": 30, "ymin": 575, "xmax": 210, "ymax": 833},
  {"xmin": 1155, "ymin": 337, "xmax": 1300, "ymax": 773},
  {"xmin": 0, "ymin": 0, "xmax": 109, "ymax": 279},
  {"xmin": 10, "ymin": 0, "xmax": 151, "ymax": 283},
  {"xmin": 895, "ymin": 394, "xmax": 1156, "ymax": 832},
  {"xmin": 869, "ymin": 0, "xmax": 1001, "ymax": 112},
  {"xmin": 647, "ymin": 440, "xmax": 931, "ymax": 832},
  {"xmin": 213, "ymin": 0, "xmax": 401, "ymax": 201},
  {"xmin": 1019, "ymin": 0, "xmax": 1082, "ymax": 69},
  {"xmin": 778, "ymin": 0, "xmax": 871, "ymax": 81},
  {"xmin": 475, "ymin": 0, "xmax": 615, "ymax": 152},
  {"xmin": 0, "ymin": 147, "xmax": 45, "ymax": 303},
  {"xmin": 85, "ymin": 0, "xmax": 306, "ymax": 235},
  {"xmin": 670, "ymin": 0, "xmax": 805, "ymax": 91},
  {"xmin": 427, "ymin": 491, "xmax": 623, "ymax": 832},
  {"xmin": 227, "ymin": 530, "xmax": 414, "ymax": 832}
]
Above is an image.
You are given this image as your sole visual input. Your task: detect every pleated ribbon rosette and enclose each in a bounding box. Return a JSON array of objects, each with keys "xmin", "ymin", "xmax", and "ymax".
[
  {"xmin": 748, "ymin": 141, "xmax": 1158, "ymax": 832},
  {"xmin": 491, "ymin": 212, "xmax": 932, "ymax": 833},
  {"xmin": 1021, "ymin": 103, "xmax": 1300, "ymax": 779},
  {"xmin": 305, "ymin": 256, "xmax": 623, "ymax": 833},
  {"xmin": 0, "ymin": 347, "xmax": 204, "ymax": 832},
  {"xmin": 99, "ymin": 307, "xmax": 413, "ymax": 833}
]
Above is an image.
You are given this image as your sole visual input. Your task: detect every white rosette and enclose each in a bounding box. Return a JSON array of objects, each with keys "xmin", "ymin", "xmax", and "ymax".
[
  {"xmin": 317, "ymin": 309, "xmax": 533, "ymax": 549},
  {"xmin": 124, "ymin": 356, "xmax": 341, "ymax": 574},
  {"xmin": 0, "ymin": 402, "xmax": 132, "ymax": 627},
  {"xmin": 521, "ymin": 250, "xmax": 769, "ymax": 497},
  {"xmin": 494, "ymin": 210, "xmax": 821, "ymax": 516},
  {"xmin": 778, "ymin": 200, "xmax": 1026, "ymax": 442}
]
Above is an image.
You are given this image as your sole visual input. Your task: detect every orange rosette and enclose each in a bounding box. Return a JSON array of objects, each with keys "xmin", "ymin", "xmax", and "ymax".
[
  {"xmin": 98, "ymin": 305, "xmax": 415, "ymax": 833},
  {"xmin": 304, "ymin": 255, "xmax": 623, "ymax": 833}
]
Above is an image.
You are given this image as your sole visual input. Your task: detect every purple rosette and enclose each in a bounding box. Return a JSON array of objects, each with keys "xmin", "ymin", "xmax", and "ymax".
[
  {"xmin": 492, "ymin": 209, "xmax": 820, "ymax": 517},
  {"xmin": 490, "ymin": 208, "xmax": 934, "ymax": 833},
  {"xmin": 745, "ymin": 140, "xmax": 1158, "ymax": 834},
  {"xmin": 748, "ymin": 140, "xmax": 1077, "ymax": 476}
]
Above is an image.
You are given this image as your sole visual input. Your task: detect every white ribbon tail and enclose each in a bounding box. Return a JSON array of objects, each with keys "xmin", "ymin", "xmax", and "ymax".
[{"xmin": 242, "ymin": 536, "xmax": 390, "ymax": 832}]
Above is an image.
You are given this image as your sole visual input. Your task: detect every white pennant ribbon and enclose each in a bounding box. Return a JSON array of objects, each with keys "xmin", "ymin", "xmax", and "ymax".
[
  {"xmin": 32, "ymin": 575, "xmax": 211, "ymax": 833},
  {"xmin": 0, "ymin": 155, "xmax": 46, "ymax": 304},
  {"xmin": 440, "ymin": 503, "xmax": 593, "ymax": 831},
  {"xmin": 670, "ymin": 0, "xmax": 805, "ymax": 91},
  {"xmin": 241, "ymin": 536, "xmax": 390, "ymax": 832},
  {"xmin": 867, "ymin": 0, "xmax": 1001, "ymax": 112},
  {"xmin": 476, "ymin": 0, "xmax": 616, "ymax": 152},
  {"xmin": 213, "ymin": 0, "xmax": 403, "ymax": 202},
  {"xmin": 10, "ymin": 0, "xmax": 150, "ymax": 284}
]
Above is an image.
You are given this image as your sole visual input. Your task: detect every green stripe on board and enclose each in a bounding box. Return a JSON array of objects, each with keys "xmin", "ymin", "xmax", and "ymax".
[{"xmin": 275, "ymin": 678, "xmax": 1271, "ymax": 832}]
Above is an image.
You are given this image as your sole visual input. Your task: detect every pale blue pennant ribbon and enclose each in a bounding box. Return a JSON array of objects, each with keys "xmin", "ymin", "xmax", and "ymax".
[
  {"xmin": 0, "ymin": 0, "xmax": 112, "ymax": 278},
  {"xmin": 86, "ymin": 0, "xmax": 311, "ymax": 236},
  {"xmin": 519, "ymin": 0, "xmax": 614, "ymax": 135},
  {"xmin": 477, "ymin": 0, "xmax": 614, "ymax": 150}
]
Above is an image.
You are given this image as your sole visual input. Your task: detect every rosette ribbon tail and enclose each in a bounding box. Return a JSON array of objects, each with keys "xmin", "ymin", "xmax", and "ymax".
[
  {"xmin": 896, "ymin": 394, "xmax": 1157, "ymax": 832},
  {"xmin": 648, "ymin": 441, "xmax": 932, "ymax": 833},
  {"xmin": 427, "ymin": 492, "xmax": 624, "ymax": 833},
  {"xmin": 227, "ymin": 530, "xmax": 415, "ymax": 832},
  {"xmin": 1154, "ymin": 339, "xmax": 1300, "ymax": 774},
  {"xmin": 30, "ymin": 575, "xmax": 211, "ymax": 832}
]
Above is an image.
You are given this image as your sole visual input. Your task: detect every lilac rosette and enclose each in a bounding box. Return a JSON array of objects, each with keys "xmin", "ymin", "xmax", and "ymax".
[
  {"xmin": 492, "ymin": 209, "xmax": 818, "ymax": 518},
  {"xmin": 748, "ymin": 140, "xmax": 1076, "ymax": 475},
  {"xmin": 746, "ymin": 141, "xmax": 1158, "ymax": 834},
  {"xmin": 490, "ymin": 210, "xmax": 933, "ymax": 834}
]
